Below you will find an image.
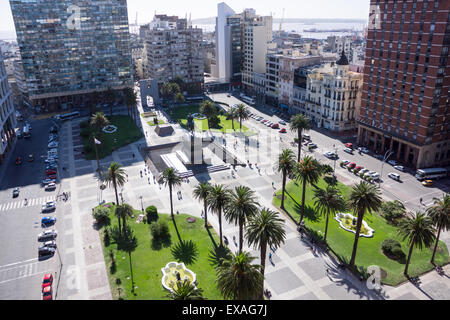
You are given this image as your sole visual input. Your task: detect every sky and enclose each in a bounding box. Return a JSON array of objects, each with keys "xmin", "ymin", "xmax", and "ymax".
[{"xmin": 0, "ymin": 0, "xmax": 370, "ymax": 35}]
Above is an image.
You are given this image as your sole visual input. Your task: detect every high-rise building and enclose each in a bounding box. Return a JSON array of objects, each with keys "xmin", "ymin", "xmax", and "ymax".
[
  {"xmin": 9, "ymin": 0, "xmax": 133, "ymax": 111},
  {"xmin": 358, "ymin": 0, "xmax": 450, "ymax": 169},
  {"xmin": 0, "ymin": 48, "xmax": 17, "ymax": 165},
  {"xmin": 144, "ymin": 15, "xmax": 204, "ymax": 93}
]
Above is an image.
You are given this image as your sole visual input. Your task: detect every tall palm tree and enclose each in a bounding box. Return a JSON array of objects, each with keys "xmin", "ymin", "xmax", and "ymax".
[
  {"xmin": 290, "ymin": 114, "xmax": 311, "ymax": 162},
  {"xmin": 235, "ymin": 104, "xmax": 249, "ymax": 132},
  {"xmin": 166, "ymin": 279, "xmax": 205, "ymax": 300},
  {"xmin": 225, "ymin": 186, "xmax": 259, "ymax": 253},
  {"xmin": 115, "ymin": 203, "xmax": 134, "ymax": 236},
  {"xmin": 174, "ymin": 92, "xmax": 185, "ymax": 106},
  {"xmin": 216, "ymin": 251, "xmax": 263, "ymax": 300},
  {"xmin": 193, "ymin": 182, "xmax": 211, "ymax": 228},
  {"xmin": 347, "ymin": 181, "xmax": 382, "ymax": 268},
  {"xmin": 102, "ymin": 162, "xmax": 127, "ymax": 234},
  {"xmin": 426, "ymin": 193, "xmax": 450, "ymax": 264},
  {"xmin": 246, "ymin": 208, "xmax": 286, "ymax": 297},
  {"xmin": 226, "ymin": 108, "xmax": 238, "ymax": 131},
  {"xmin": 90, "ymin": 111, "xmax": 109, "ymax": 139},
  {"xmin": 158, "ymin": 167, "xmax": 182, "ymax": 220},
  {"xmin": 276, "ymin": 149, "xmax": 296, "ymax": 210},
  {"xmin": 313, "ymin": 186, "xmax": 347, "ymax": 241},
  {"xmin": 123, "ymin": 87, "xmax": 137, "ymax": 123},
  {"xmin": 294, "ymin": 155, "xmax": 322, "ymax": 225},
  {"xmin": 199, "ymin": 100, "xmax": 217, "ymax": 130},
  {"xmin": 398, "ymin": 212, "xmax": 436, "ymax": 276},
  {"xmin": 207, "ymin": 184, "xmax": 230, "ymax": 247}
]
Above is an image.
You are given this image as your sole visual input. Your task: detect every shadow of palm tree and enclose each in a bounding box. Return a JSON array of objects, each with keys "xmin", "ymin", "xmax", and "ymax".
[
  {"xmin": 293, "ymin": 203, "xmax": 321, "ymax": 223},
  {"xmin": 172, "ymin": 218, "xmax": 182, "ymax": 243},
  {"xmin": 206, "ymin": 227, "xmax": 218, "ymax": 249},
  {"xmin": 171, "ymin": 240, "xmax": 199, "ymax": 265},
  {"xmin": 208, "ymin": 245, "xmax": 232, "ymax": 269}
]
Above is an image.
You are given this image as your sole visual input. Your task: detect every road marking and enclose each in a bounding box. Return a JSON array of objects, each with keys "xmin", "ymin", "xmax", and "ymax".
[{"xmin": 0, "ymin": 258, "xmax": 38, "ymax": 269}]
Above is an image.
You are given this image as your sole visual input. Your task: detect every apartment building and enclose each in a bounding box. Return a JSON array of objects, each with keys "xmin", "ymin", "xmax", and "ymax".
[{"xmin": 358, "ymin": 0, "xmax": 450, "ymax": 169}]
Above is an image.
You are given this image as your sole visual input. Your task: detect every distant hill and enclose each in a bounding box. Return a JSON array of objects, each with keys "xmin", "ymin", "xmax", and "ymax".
[{"xmin": 191, "ymin": 17, "xmax": 367, "ymax": 25}]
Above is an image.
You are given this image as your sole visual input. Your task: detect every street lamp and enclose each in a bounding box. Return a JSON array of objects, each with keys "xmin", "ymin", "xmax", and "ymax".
[
  {"xmin": 380, "ymin": 150, "xmax": 394, "ymax": 187},
  {"xmin": 140, "ymin": 196, "xmax": 144, "ymax": 213}
]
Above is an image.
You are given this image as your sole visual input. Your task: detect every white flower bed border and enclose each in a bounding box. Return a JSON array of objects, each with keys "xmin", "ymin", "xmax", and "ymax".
[
  {"xmin": 192, "ymin": 113, "xmax": 207, "ymax": 120},
  {"xmin": 334, "ymin": 212, "xmax": 375, "ymax": 238},
  {"xmin": 161, "ymin": 261, "xmax": 197, "ymax": 292},
  {"xmin": 102, "ymin": 125, "xmax": 118, "ymax": 134}
]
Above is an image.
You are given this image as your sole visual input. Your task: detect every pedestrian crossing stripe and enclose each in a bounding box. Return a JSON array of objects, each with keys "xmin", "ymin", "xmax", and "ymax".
[{"xmin": 0, "ymin": 196, "xmax": 55, "ymax": 212}]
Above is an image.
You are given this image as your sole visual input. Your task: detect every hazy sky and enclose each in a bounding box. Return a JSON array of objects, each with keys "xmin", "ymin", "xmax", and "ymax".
[{"xmin": 0, "ymin": 0, "xmax": 370, "ymax": 33}]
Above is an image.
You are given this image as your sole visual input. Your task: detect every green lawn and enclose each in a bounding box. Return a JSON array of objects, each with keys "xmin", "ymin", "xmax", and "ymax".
[
  {"xmin": 166, "ymin": 104, "xmax": 253, "ymax": 135},
  {"xmin": 80, "ymin": 115, "xmax": 143, "ymax": 160},
  {"xmin": 273, "ymin": 178, "xmax": 449, "ymax": 286},
  {"xmin": 98, "ymin": 204, "xmax": 224, "ymax": 300}
]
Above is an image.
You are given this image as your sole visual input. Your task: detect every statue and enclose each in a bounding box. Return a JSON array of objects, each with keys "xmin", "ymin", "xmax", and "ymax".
[{"xmin": 186, "ymin": 113, "xmax": 194, "ymax": 132}]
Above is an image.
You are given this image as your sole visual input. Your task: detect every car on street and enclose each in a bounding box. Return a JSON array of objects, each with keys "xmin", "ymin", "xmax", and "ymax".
[
  {"xmin": 47, "ymin": 153, "xmax": 58, "ymax": 159},
  {"xmin": 49, "ymin": 126, "xmax": 58, "ymax": 133},
  {"xmin": 358, "ymin": 147, "xmax": 369, "ymax": 154},
  {"xmin": 422, "ymin": 180, "xmax": 433, "ymax": 187},
  {"xmin": 343, "ymin": 147, "xmax": 353, "ymax": 154},
  {"xmin": 345, "ymin": 143, "xmax": 353, "ymax": 149},
  {"xmin": 12, "ymin": 187, "xmax": 20, "ymax": 198},
  {"xmin": 279, "ymin": 120, "xmax": 287, "ymax": 125},
  {"xmin": 41, "ymin": 240, "xmax": 56, "ymax": 248},
  {"xmin": 38, "ymin": 246, "xmax": 55, "ymax": 257},
  {"xmin": 271, "ymin": 123, "xmax": 279, "ymax": 129},
  {"xmin": 45, "ymin": 183, "xmax": 56, "ymax": 191},
  {"xmin": 42, "ymin": 286, "xmax": 53, "ymax": 300},
  {"xmin": 41, "ymin": 216, "xmax": 57, "ymax": 225},
  {"xmin": 388, "ymin": 173, "xmax": 401, "ymax": 181},
  {"xmin": 303, "ymin": 134, "xmax": 311, "ymax": 140},
  {"xmin": 388, "ymin": 160, "xmax": 397, "ymax": 166},
  {"xmin": 46, "ymin": 164, "xmax": 58, "ymax": 171},
  {"xmin": 15, "ymin": 156, "xmax": 22, "ymax": 165},
  {"xmin": 355, "ymin": 166, "xmax": 364, "ymax": 172},
  {"xmin": 323, "ymin": 151, "xmax": 338, "ymax": 159},
  {"xmin": 347, "ymin": 162, "xmax": 356, "ymax": 169},
  {"xmin": 47, "ymin": 174, "xmax": 57, "ymax": 180},
  {"xmin": 42, "ymin": 274, "xmax": 53, "ymax": 290},
  {"xmin": 374, "ymin": 154, "xmax": 384, "ymax": 160},
  {"xmin": 394, "ymin": 165, "xmax": 405, "ymax": 172},
  {"xmin": 44, "ymin": 157, "xmax": 58, "ymax": 163},
  {"xmin": 41, "ymin": 201, "xmax": 56, "ymax": 213},
  {"xmin": 48, "ymin": 141, "xmax": 59, "ymax": 148},
  {"xmin": 342, "ymin": 160, "xmax": 350, "ymax": 166},
  {"xmin": 360, "ymin": 168, "xmax": 370, "ymax": 175},
  {"xmin": 38, "ymin": 229, "xmax": 57, "ymax": 241},
  {"xmin": 279, "ymin": 128, "xmax": 286, "ymax": 133},
  {"xmin": 308, "ymin": 142, "xmax": 317, "ymax": 148},
  {"xmin": 46, "ymin": 169, "xmax": 57, "ymax": 175},
  {"xmin": 27, "ymin": 154, "xmax": 34, "ymax": 162},
  {"xmin": 42, "ymin": 178, "xmax": 56, "ymax": 185},
  {"xmin": 371, "ymin": 173, "xmax": 380, "ymax": 180}
]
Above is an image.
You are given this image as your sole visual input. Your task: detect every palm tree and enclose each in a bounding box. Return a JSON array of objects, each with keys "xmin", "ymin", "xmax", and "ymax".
[
  {"xmin": 89, "ymin": 91, "xmax": 101, "ymax": 116},
  {"xmin": 207, "ymin": 184, "xmax": 230, "ymax": 247},
  {"xmin": 174, "ymin": 92, "xmax": 185, "ymax": 106},
  {"xmin": 193, "ymin": 182, "xmax": 211, "ymax": 228},
  {"xmin": 398, "ymin": 212, "xmax": 436, "ymax": 275},
  {"xmin": 102, "ymin": 162, "xmax": 127, "ymax": 234},
  {"xmin": 166, "ymin": 279, "xmax": 205, "ymax": 300},
  {"xmin": 123, "ymin": 87, "xmax": 137, "ymax": 123},
  {"xmin": 276, "ymin": 149, "xmax": 296, "ymax": 210},
  {"xmin": 225, "ymin": 186, "xmax": 259, "ymax": 253},
  {"xmin": 294, "ymin": 155, "xmax": 322, "ymax": 225},
  {"xmin": 105, "ymin": 87, "xmax": 116, "ymax": 116},
  {"xmin": 347, "ymin": 181, "xmax": 382, "ymax": 268},
  {"xmin": 426, "ymin": 193, "xmax": 450, "ymax": 264},
  {"xmin": 313, "ymin": 186, "xmax": 347, "ymax": 241},
  {"xmin": 199, "ymin": 100, "xmax": 217, "ymax": 130},
  {"xmin": 246, "ymin": 208, "xmax": 286, "ymax": 297},
  {"xmin": 235, "ymin": 104, "xmax": 249, "ymax": 132},
  {"xmin": 226, "ymin": 108, "xmax": 238, "ymax": 131},
  {"xmin": 115, "ymin": 203, "xmax": 134, "ymax": 236},
  {"xmin": 216, "ymin": 251, "xmax": 263, "ymax": 300},
  {"xmin": 90, "ymin": 111, "xmax": 109, "ymax": 139},
  {"xmin": 290, "ymin": 114, "xmax": 311, "ymax": 162},
  {"xmin": 158, "ymin": 167, "xmax": 182, "ymax": 220}
]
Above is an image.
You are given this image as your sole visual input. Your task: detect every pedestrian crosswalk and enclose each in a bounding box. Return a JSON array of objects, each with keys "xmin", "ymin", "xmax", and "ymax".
[
  {"xmin": 0, "ymin": 259, "xmax": 53, "ymax": 285},
  {"xmin": 0, "ymin": 196, "xmax": 55, "ymax": 212}
]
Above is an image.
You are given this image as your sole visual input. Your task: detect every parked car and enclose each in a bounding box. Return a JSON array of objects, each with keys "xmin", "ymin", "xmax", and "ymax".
[
  {"xmin": 345, "ymin": 143, "xmax": 353, "ymax": 149},
  {"xmin": 394, "ymin": 165, "xmax": 405, "ymax": 172},
  {"xmin": 388, "ymin": 160, "xmax": 397, "ymax": 166},
  {"xmin": 422, "ymin": 180, "xmax": 433, "ymax": 187},
  {"xmin": 343, "ymin": 147, "xmax": 353, "ymax": 154},
  {"xmin": 12, "ymin": 187, "xmax": 20, "ymax": 198},
  {"xmin": 308, "ymin": 142, "xmax": 317, "ymax": 148},
  {"xmin": 41, "ymin": 216, "xmax": 57, "ymax": 225},
  {"xmin": 303, "ymin": 134, "xmax": 311, "ymax": 140},
  {"xmin": 42, "ymin": 178, "xmax": 56, "ymax": 185},
  {"xmin": 355, "ymin": 166, "xmax": 364, "ymax": 172},
  {"xmin": 49, "ymin": 126, "xmax": 58, "ymax": 133},
  {"xmin": 41, "ymin": 240, "xmax": 57, "ymax": 249},
  {"xmin": 42, "ymin": 285, "xmax": 53, "ymax": 300},
  {"xmin": 41, "ymin": 201, "xmax": 56, "ymax": 213},
  {"xmin": 42, "ymin": 273, "xmax": 53, "ymax": 289},
  {"xmin": 45, "ymin": 183, "xmax": 56, "ymax": 191},
  {"xmin": 46, "ymin": 169, "xmax": 57, "ymax": 175},
  {"xmin": 361, "ymin": 147, "xmax": 369, "ymax": 154},
  {"xmin": 279, "ymin": 128, "xmax": 286, "ymax": 133},
  {"xmin": 279, "ymin": 120, "xmax": 287, "ymax": 125},
  {"xmin": 360, "ymin": 168, "xmax": 370, "ymax": 175},
  {"xmin": 27, "ymin": 154, "xmax": 34, "ymax": 162},
  {"xmin": 371, "ymin": 172, "xmax": 380, "ymax": 180},
  {"xmin": 47, "ymin": 174, "xmax": 57, "ymax": 180},
  {"xmin": 38, "ymin": 229, "xmax": 57, "ymax": 241},
  {"xmin": 374, "ymin": 154, "xmax": 384, "ymax": 160},
  {"xmin": 15, "ymin": 157, "xmax": 22, "ymax": 165},
  {"xmin": 44, "ymin": 157, "xmax": 58, "ymax": 163},
  {"xmin": 388, "ymin": 173, "xmax": 401, "ymax": 181},
  {"xmin": 38, "ymin": 246, "xmax": 55, "ymax": 257},
  {"xmin": 48, "ymin": 141, "xmax": 59, "ymax": 148},
  {"xmin": 324, "ymin": 151, "xmax": 338, "ymax": 159},
  {"xmin": 346, "ymin": 162, "xmax": 356, "ymax": 169},
  {"xmin": 46, "ymin": 165, "xmax": 58, "ymax": 171},
  {"xmin": 271, "ymin": 123, "xmax": 279, "ymax": 129},
  {"xmin": 342, "ymin": 160, "xmax": 350, "ymax": 166}
]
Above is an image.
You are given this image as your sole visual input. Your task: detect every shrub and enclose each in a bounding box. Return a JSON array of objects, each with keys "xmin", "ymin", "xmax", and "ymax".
[
  {"xmin": 209, "ymin": 115, "xmax": 221, "ymax": 128},
  {"xmin": 382, "ymin": 238, "xmax": 405, "ymax": 260},
  {"xmin": 379, "ymin": 200, "xmax": 406, "ymax": 225},
  {"xmin": 80, "ymin": 128, "xmax": 91, "ymax": 138},
  {"xmin": 150, "ymin": 220, "xmax": 170, "ymax": 242},
  {"xmin": 93, "ymin": 206, "xmax": 110, "ymax": 225},
  {"xmin": 103, "ymin": 228, "xmax": 110, "ymax": 246},
  {"xmin": 146, "ymin": 205, "xmax": 158, "ymax": 223}
]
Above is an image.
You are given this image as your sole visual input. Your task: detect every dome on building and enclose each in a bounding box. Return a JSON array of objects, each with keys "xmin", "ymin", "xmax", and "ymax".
[{"xmin": 336, "ymin": 49, "xmax": 349, "ymax": 66}]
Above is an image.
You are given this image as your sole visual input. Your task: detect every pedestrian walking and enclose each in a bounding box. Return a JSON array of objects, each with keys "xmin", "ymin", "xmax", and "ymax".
[
  {"xmin": 420, "ymin": 197, "xmax": 423, "ymax": 205},
  {"xmin": 269, "ymin": 252, "xmax": 273, "ymax": 262}
]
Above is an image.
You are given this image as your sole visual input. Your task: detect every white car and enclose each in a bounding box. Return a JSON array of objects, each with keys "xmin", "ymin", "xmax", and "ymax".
[
  {"xmin": 343, "ymin": 147, "xmax": 353, "ymax": 154},
  {"xmin": 324, "ymin": 151, "xmax": 337, "ymax": 159},
  {"xmin": 388, "ymin": 173, "xmax": 400, "ymax": 181},
  {"xmin": 41, "ymin": 201, "xmax": 56, "ymax": 212},
  {"xmin": 38, "ymin": 229, "xmax": 57, "ymax": 241},
  {"xmin": 279, "ymin": 120, "xmax": 287, "ymax": 125},
  {"xmin": 359, "ymin": 168, "xmax": 370, "ymax": 175},
  {"xmin": 394, "ymin": 165, "xmax": 405, "ymax": 172},
  {"xmin": 48, "ymin": 142, "xmax": 59, "ymax": 148},
  {"xmin": 361, "ymin": 147, "xmax": 369, "ymax": 154},
  {"xmin": 45, "ymin": 183, "xmax": 56, "ymax": 191}
]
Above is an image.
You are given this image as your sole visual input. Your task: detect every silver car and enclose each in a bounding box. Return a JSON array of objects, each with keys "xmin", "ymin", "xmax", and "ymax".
[{"xmin": 41, "ymin": 201, "xmax": 56, "ymax": 212}]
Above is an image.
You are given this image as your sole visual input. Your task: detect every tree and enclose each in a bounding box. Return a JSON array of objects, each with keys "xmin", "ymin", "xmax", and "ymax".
[
  {"xmin": 174, "ymin": 92, "xmax": 185, "ymax": 106},
  {"xmin": 276, "ymin": 149, "xmax": 296, "ymax": 210},
  {"xmin": 313, "ymin": 186, "xmax": 347, "ymax": 241},
  {"xmin": 246, "ymin": 208, "xmax": 286, "ymax": 298},
  {"xmin": 207, "ymin": 184, "xmax": 230, "ymax": 247},
  {"xmin": 89, "ymin": 91, "xmax": 101, "ymax": 116},
  {"xmin": 216, "ymin": 251, "xmax": 263, "ymax": 300},
  {"xmin": 379, "ymin": 200, "xmax": 406, "ymax": 225},
  {"xmin": 115, "ymin": 203, "xmax": 134, "ymax": 236},
  {"xmin": 92, "ymin": 206, "xmax": 110, "ymax": 226},
  {"xmin": 235, "ymin": 104, "xmax": 249, "ymax": 132},
  {"xmin": 101, "ymin": 162, "xmax": 127, "ymax": 235},
  {"xmin": 193, "ymin": 182, "xmax": 211, "ymax": 229},
  {"xmin": 90, "ymin": 112, "xmax": 109, "ymax": 143},
  {"xmin": 158, "ymin": 168, "xmax": 182, "ymax": 220},
  {"xmin": 199, "ymin": 100, "xmax": 217, "ymax": 130},
  {"xmin": 120, "ymin": 225, "xmax": 138, "ymax": 293},
  {"xmin": 105, "ymin": 87, "xmax": 116, "ymax": 116},
  {"xmin": 225, "ymin": 186, "xmax": 259, "ymax": 253},
  {"xmin": 426, "ymin": 193, "xmax": 450, "ymax": 264},
  {"xmin": 123, "ymin": 87, "xmax": 137, "ymax": 123},
  {"xmin": 397, "ymin": 212, "xmax": 436, "ymax": 275},
  {"xmin": 226, "ymin": 108, "xmax": 238, "ymax": 131},
  {"xmin": 347, "ymin": 181, "xmax": 382, "ymax": 268},
  {"xmin": 294, "ymin": 155, "xmax": 322, "ymax": 225},
  {"xmin": 290, "ymin": 114, "xmax": 311, "ymax": 162},
  {"xmin": 166, "ymin": 279, "xmax": 205, "ymax": 300}
]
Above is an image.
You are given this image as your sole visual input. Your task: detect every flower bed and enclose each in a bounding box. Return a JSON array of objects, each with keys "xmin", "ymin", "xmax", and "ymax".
[
  {"xmin": 161, "ymin": 262, "xmax": 196, "ymax": 292},
  {"xmin": 334, "ymin": 212, "xmax": 374, "ymax": 238},
  {"xmin": 102, "ymin": 124, "xmax": 118, "ymax": 134}
]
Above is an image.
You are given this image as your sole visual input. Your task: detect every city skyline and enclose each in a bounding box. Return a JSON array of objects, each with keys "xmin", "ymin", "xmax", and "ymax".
[{"xmin": 0, "ymin": 0, "xmax": 370, "ymax": 37}]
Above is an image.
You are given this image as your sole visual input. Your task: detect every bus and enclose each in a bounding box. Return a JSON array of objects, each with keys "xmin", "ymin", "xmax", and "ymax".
[
  {"xmin": 185, "ymin": 96, "xmax": 204, "ymax": 103},
  {"xmin": 415, "ymin": 168, "xmax": 448, "ymax": 181},
  {"xmin": 241, "ymin": 95, "xmax": 255, "ymax": 106},
  {"xmin": 55, "ymin": 111, "xmax": 80, "ymax": 121}
]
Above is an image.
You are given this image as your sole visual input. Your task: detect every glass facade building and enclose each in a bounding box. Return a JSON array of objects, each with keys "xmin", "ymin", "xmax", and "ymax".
[{"xmin": 9, "ymin": 0, "xmax": 133, "ymax": 111}]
